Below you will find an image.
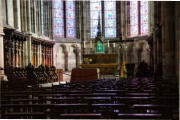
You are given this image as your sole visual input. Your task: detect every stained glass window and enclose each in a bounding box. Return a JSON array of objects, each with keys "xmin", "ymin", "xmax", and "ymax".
[
  {"xmin": 129, "ymin": 1, "xmax": 149, "ymax": 37},
  {"xmin": 90, "ymin": 0, "xmax": 116, "ymax": 38},
  {"xmin": 66, "ymin": 0, "xmax": 76, "ymax": 38},
  {"xmin": 90, "ymin": 1, "xmax": 102, "ymax": 38},
  {"xmin": 104, "ymin": 1, "xmax": 116, "ymax": 38},
  {"xmin": 53, "ymin": 0, "xmax": 64, "ymax": 37},
  {"xmin": 130, "ymin": 1, "xmax": 138, "ymax": 36},
  {"xmin": 140, "ymin": 1, "xmax": 149, "ymax": 35},
  {"xmin": 53, "ymin": 0, "xmax": 76, "ymax": 38}
]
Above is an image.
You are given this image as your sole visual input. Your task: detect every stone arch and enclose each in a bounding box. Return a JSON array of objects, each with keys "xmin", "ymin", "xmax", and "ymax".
[{"xmin": 60, "ymin": 44, "xmax": 68, "ymax": 71}]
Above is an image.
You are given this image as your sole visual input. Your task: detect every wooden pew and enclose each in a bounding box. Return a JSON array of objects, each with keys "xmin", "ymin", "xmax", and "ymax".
[
  {"xmin": 59, "ymin": 113, "xmax": 102, "ymax": 119},
  {"xmin": 117, "ymin": 113, "xmax": 162, "ymax": 119},
  {"xmin": 2, "ymin": 112, "xmax": 45, "ymax": 119}
]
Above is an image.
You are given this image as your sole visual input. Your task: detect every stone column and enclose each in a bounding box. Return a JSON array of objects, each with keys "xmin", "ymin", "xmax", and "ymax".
[
  {"xmin": 20, "ymin": 0, "xmax": 24, "ymax": 31},
  {"xmin": 34, "ymin": 1, "xmax": 37, "ymax": 33},
  {"xmin": 161, "ymin": 2, "xmax": 176, "ymax": 81},
  {"xmin": 27, "ymin": 0, "xmax": 31, "ymax": 33},
  {"xmin": 7, "ymin": 0, "xmax": 14, "ymax": 27},
  {"xmin": 149, "ymin": 1, "xmax": 154, "ymax": 34},
  {"xmin": 27, "ymin": 34, "xmax": 32, "ymax": 65},
  {"xmin": 24, "ymin": 0, "xmax": 27, "ymax": 32},
  {"xmin": 0, "ymin": 1, "xmax": 7, "ymax": 81},
  {"xmin": 175, "ymin": 2, "xmax": 180, "ymax": 84},
  {"xmin": 0, "ymin": 34, "xmax": 7, "ymax": 81},
  {"xmin": 13, "ymin": 0, "xmax": 18, "ymax": 29}
]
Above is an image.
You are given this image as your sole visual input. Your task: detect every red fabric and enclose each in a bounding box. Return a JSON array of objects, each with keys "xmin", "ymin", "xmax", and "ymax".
[{"xmin": 71, "ymin": 68, "xmax": 97, "ymax": 82}]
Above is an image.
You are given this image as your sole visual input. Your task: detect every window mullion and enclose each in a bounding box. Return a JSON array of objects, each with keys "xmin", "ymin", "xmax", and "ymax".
[
  {"xmin": 138, "ymin": 1, "xmax": 141, "ymax": 35},
  {"xmin": 63, "ymin": 1, "xmax": 66, "ymax": 38},
  {"xmin": 102, "ymin": 1, "xmax": 104, "ymax": 37}
]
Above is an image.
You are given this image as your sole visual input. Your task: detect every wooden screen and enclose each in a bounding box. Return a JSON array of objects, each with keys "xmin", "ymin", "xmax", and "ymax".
[
  {"xmin": 4, "ymin": 29, "xmax": 26, "ymax": 69},
  {"xmin": 41, "ymin": 43, "xmax": 53, "ymax": 67},
  {"xmin": 31, "ymin": 41, "xmax": 39, "ymax": 68}
]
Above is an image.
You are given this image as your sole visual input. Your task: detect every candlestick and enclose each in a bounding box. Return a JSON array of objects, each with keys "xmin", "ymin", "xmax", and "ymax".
[
  {"xmin": 84, "ymin": 41, "xmax": 86, "ymax": 48},
  {"xmin": 113, "ymin": 43, "xmax": 116, "ymax": 48},
  {"xmin": 108, "ymin": 40, "xmax": 109, "ymax": 48}
]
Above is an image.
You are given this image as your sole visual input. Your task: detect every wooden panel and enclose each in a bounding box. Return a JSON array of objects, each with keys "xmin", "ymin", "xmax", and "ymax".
[
  {"xmin": 83, "ymin": 54, "xmax": 117, "ymax": 64},
  {"xmin": 71, "ymin": 68, "xmax": 98, "ymax": 82},
  {"xmin": 81, "ymin": 64, "xmax": 118, "ymax": 75}
]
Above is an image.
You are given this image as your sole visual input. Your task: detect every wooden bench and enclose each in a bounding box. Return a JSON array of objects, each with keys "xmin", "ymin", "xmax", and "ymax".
[
  {"xmin": 132, "ymin": 104, "xmax": 174, "ymax": 112},
  {"xmin": 59, "ymin": 113, "xmax": 102, "ymax": 119},
  {"xmin": 46, "ymin": 96, "xmax": 112, "ymax": 104},
  {"xmin": 2, "ymin": 112, "xmax": 45, "ymax": 119},
  {"xmin": 91, "ymin": 103, "xmax": 126, "ymax": 112},
  {"xmin": 117, "ymin": 113, "xmax": 162, "ymax": 119}
]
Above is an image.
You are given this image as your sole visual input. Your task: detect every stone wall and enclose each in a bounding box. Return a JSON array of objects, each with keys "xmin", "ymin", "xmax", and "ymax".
[
  {"xmin": 53, "ymin": 42, "xmax": 81, "ymax": 72},
  {"xmin": 161, "ymin": 2, "xmax": 177, "ymax": 82}
]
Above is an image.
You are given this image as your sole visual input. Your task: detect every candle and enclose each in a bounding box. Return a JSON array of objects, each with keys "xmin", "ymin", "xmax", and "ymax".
[
  {"xmin": 108, "ymin": 40, "xmax": 109, "ymax": 48},
  {"xmin": 84, "ymin": 41, "xmax": 86, "ymax": 48},
  {"xmin": 90, "ymin": 40, "xmax": 92, "ymax": 48},
  {"xmin": 113, "ymin": 43, "xmax": 116, "ymax": 48}
]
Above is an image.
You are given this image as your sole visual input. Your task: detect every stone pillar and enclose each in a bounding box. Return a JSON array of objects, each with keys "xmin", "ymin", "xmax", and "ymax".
[
  {"xmin": 17, "ymin": 0, "xmax": 21, "ymax": 31},
  {"xmin": 13, "ymin": 0, "xmax": 18, "ymax": 29},
  {"xmin": 7, "ymin": 0, "xmax": 14, "ymax": 27},
  {"xmin": 149, "ymin": 1, "xmax": 154, "ymax": 34},
  {"xmin": 24, "ymin": 0, "xmax": 27, "ymax": 32},
  {"xmin": 161, "ymin": 2, "xmax": 176, "ymax": 81},
  {"xmin": 27, "ymin": 35, "xmax": 32, "ymax": 65},
  {"xmin": 175, "ymin": 2, "xmax": 180, "ymax": 84},
  {"xmin": 0, "ymin": 1, "xmax": 7, "ymax": 81},
  {"xmin": 34, "ymin": 1, "xmax": 37, "ymax": 33},
  {"xmin": 0, "ymin": 34, "xmax": 7, "ymax": 81},
  {"xmin": 27, "ymin": 0, "xmax": 31, "ymax": 33}
]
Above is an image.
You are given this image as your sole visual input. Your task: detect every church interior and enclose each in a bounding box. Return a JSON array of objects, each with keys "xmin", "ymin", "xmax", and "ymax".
[{"xmin": 0, "ymin": 0, "xmax": 179, "ymax": 119}]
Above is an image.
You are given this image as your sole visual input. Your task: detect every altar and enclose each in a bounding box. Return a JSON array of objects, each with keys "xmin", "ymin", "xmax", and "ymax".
[{"xmin": 81, "ymin": 54, "xmax": 118, "ymax": 75}]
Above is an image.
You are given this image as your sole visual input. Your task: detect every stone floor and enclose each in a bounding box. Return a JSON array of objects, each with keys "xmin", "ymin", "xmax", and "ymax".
[{"xmin": 40, "ymin": 71, "xmax": 71, "ymax": 87}]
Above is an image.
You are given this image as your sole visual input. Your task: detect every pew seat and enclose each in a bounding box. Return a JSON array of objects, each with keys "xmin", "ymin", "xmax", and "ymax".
[
  {"xmin": 59, "ymin": 113, "xmax": 102, "ymax": 119},
  {"xmin": 117, "ymin": 113, "xmax": 162, "ymax": 119}
]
